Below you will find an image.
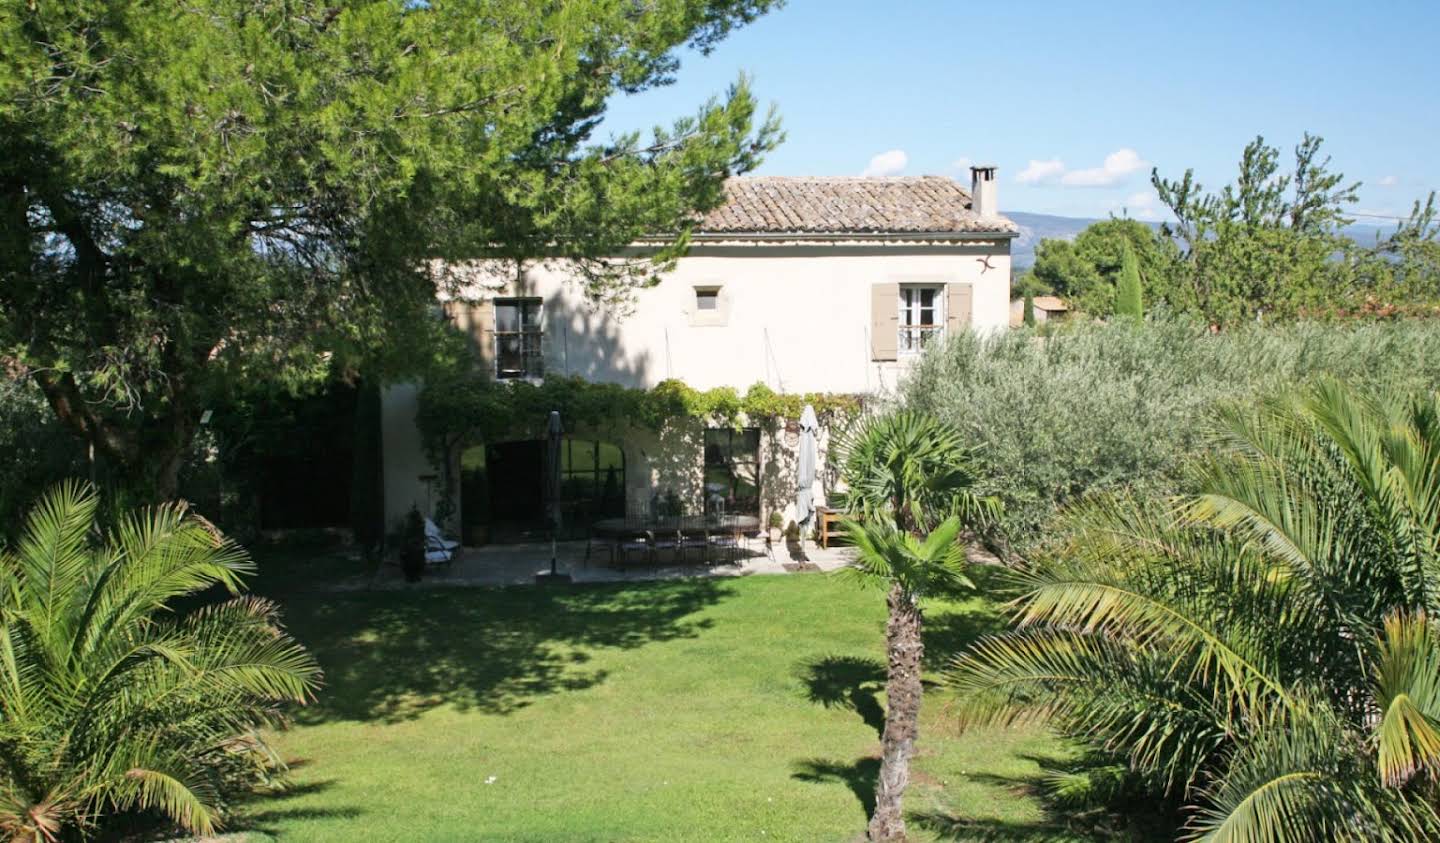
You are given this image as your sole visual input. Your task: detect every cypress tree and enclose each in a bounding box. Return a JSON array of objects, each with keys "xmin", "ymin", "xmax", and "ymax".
[{"xmin": 1116, "ymin": 241, "xmax": 1145, "ymax": 318}]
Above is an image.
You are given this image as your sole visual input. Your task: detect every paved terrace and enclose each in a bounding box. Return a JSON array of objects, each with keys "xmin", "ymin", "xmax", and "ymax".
[{"xmin": 350, "ymin": 539, "xmax": 857, "ymax": 589}]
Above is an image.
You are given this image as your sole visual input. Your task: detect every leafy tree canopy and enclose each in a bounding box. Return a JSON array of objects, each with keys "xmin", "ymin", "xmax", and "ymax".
[
  {"xmin": 1028, "ymin": 218, "xmax": 1175, "ymax": 316},
  {"xmin": 1030, "ymin": 134, "xmax": 1440, "ymax": 325},
  {"xmin": 0, "ymin": 0, "xmax": 784, "ymax": 497},
  {"xmin": 1152, "ymin": 133, "xmax": 1360, "ymax": 324}
]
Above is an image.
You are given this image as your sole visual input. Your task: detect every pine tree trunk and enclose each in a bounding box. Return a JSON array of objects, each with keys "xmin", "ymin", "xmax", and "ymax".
[
  {"xmin": 868, "ymin": 583, "xmax": 924, "ymax": 842},
  {"xmin": 33, "ymin": 369, "xmax": 198, "ymax": 503}
]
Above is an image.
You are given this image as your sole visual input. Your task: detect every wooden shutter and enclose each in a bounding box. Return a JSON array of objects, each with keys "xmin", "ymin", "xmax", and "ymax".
[
  {"xmin": 946, "ymin": 283, "xmax": 973, "ymax": 333},
  {"xmin": 444, "ymin": 300, "xmax": 496, "ymax": 373},
  {"xmin": 871, "ymin": 283, "xmax": 899, "ymax": 361}
]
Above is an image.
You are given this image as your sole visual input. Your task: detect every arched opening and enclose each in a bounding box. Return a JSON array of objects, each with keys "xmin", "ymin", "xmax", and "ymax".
[{"xmin": 460, "ymin": 437, "xmax": 625, "ymax": 543}]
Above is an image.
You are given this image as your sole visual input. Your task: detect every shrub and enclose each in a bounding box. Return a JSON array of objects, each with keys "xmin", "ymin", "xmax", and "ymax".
[
  {"xmin": 903, "ymin": 317, "xmax": 1440, "ymax": 549},
  {"xmin": 0, "ymin": 482, "xmax": 321, "ymax": 839}
]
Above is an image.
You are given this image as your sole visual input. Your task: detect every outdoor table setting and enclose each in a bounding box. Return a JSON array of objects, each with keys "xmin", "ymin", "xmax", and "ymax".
[{"xmin": 587, "ymin": 513, "xmax": 761, "ymax": 567}]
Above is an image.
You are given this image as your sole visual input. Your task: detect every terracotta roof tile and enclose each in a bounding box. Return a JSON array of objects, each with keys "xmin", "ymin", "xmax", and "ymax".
[{"xmin": 696, "ymin": 176, "xmax": 1017, "ymax": 235}]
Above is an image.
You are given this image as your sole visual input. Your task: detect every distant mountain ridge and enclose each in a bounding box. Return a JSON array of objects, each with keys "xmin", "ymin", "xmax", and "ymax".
[{"xmin": 1005, "ymin": 211, "xmax": 1394, "ymax": 271}]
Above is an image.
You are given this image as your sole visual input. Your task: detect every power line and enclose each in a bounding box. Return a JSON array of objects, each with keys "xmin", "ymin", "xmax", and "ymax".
[{"xmin": 1347, "ymin": 211, "xmax": 1416, "ymax": 222}]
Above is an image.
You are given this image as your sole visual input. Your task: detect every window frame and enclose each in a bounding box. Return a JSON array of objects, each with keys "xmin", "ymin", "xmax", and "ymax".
[
  {"xmin": 702, "ymin": 427, "xmax": 761, "ymax": 516},
  {"xmin": 493, "ymin": 297, "xmax": 544, "ymax": 380},
  {"xmin": 897, "ymin": 284, "xmax": 945, "ymax": 356},
  {"xmin": 557, "ymin": 439, "xmax": 626, "ymax": 519}
]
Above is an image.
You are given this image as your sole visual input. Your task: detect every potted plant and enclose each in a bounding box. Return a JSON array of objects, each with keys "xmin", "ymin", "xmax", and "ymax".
[
  {"xmin": 767, "ymin": 511, "xmax": 784, "ymax": 543},
  {"xmin": 401, "ymin": 507, "xmax": 426, "ymax": 583}
]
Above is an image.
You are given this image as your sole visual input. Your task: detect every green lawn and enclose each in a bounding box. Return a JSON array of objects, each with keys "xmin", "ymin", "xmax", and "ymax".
[{"xmin": 234, "ymin": 562, "xmax": 1108, "ymax": 842}]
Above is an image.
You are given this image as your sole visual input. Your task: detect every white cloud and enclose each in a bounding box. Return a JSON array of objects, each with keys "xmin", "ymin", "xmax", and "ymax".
[
  {"xmin": 1015, "ymin": 148, "xmax": 1150, "ymax": 189},
  {"xmin": 950, "ymin": 156, "xmax": 973, "ymax": 173},
  {"xmin": 1016, "ymin": 158, "xmax": 1066, "ymax": 185},
  {"xmin": 860, "ymin": 149, "xmax": 908, "ymax": 178},
  {"xmin": 1117, "ymin": 189, "xmax": 1165, "ymax": 221},
  {"xmin": 1379, "ymin": 175, "xmax": 1399, "ymax": 187},
  {"xmin": 1061, "ymin": 148, "xmax": 1148, "ymax": 188}
]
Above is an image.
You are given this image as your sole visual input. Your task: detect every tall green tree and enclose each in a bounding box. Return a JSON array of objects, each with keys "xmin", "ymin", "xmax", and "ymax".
[
  {"xmin": 1153, "ymin": 133, "xmax": 1360, "ymax": 324},
  {"xmin": 836, "ymin": 411, "xmax": 997, "ymax": 841},
  {"xmin": 949, "ymin": 380, "xmax": 1440, "ymax": 840},
  {"xmin": 0, "ymin": 482, "xmax": 321, "ymax": 839},
  {"xmin": 1114, "ymin": 241, "xmax": 1144, "ymax": 318},
  {"xmin": 0, "ymin": 0, "xmax": 783, "ymax": 499}
]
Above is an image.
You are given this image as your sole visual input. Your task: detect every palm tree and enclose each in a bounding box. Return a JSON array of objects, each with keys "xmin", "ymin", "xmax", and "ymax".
[
  {"xmin": 948, "ymin": 379, "xmax": 1440, "ymax": 841},
  {"xmin": 837, "ymin": 410, "xmax": 996, "ymax": 535},
  {"xmin": 836, "ymin": 411, "xmax": 997, "ymax": 841},
  {"xmin": 0, "ymin": 482, "xmax": 322, "ymax": 840},
  {"xmin": 844, "ymin": 516, "xmax": 973, "ymax": 841}
]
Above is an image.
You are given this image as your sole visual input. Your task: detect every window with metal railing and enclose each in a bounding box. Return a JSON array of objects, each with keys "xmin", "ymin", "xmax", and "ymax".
[
  {"xmin": 494, "ymin": 297, "xmax": 544, "ymax": 380},
  {"xmin": 898, "ymin": 285, "xmax": 945, "ymax": 354}
]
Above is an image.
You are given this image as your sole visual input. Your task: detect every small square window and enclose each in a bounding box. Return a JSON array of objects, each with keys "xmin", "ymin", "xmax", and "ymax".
[{"xmin": 696, "ymin": 289, "xmax": 720, "ymax": 311}]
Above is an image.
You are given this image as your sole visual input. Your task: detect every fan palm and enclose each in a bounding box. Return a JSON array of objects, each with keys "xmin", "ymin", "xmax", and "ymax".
[
  {"xmin": 948, "ymin": 379, "xmax": 1440, "ymax": 841},
  {"xmin": 0, "ymin": 482, "xmax": 322, "ymax": 840},
  {"xmin": 835, "ymin": 411, "xmax": 997, "ymax": 841},
  {"xmin": 835, "ymin": 410, "xmax": 999, "ymax": 534}
]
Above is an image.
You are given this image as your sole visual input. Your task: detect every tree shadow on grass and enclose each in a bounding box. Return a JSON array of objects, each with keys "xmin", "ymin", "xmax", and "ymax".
[
  {"xmin": 230, "ymin": 779, "xmax": 366, "ymax": 838},
  {"xmin": 791, "ymin": 756, "xmax": 880, "ymax": 820},
  {"xmin": 910, "ymin": 751, "xmax": 1174, "ymax": 843},
  {"xmin": 797, "ymin": 654, "xmax": 887, "ymax": 737},
  {"xmin": 279, "ymin": 577, "xmax": 735, "ymax": 723}
]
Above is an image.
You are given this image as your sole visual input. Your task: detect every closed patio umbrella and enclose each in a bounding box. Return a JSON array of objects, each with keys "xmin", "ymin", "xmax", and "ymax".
[
  {"xmin": 795, "ymin": 405, "xmax": 819, "ymax": 548},
  {"xmin": 538, "ymin": 410, "xmax": 571, "ymax": 583}
]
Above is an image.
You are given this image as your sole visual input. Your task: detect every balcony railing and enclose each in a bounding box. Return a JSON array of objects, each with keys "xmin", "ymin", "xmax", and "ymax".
[
  {"xmin": 495, "ymin": 330, "xmax": 544, "ymax": 380},
  {"xmin": 898, "ymin": 324, "xmax": 944, "ymax": 355}
]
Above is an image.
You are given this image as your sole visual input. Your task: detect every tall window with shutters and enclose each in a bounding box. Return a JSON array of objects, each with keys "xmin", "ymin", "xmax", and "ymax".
[{"xmin": 898, "ymin": 285, "xmax": 945, "ymax": 354}]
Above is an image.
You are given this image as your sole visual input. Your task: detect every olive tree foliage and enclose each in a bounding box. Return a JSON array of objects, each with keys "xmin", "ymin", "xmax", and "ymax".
[
  {"xmin": 903, "ymin": 319, "xmax": 1440, "ymax": 551},
  {"xmin": 0, "ymin": 0, "xmax": 783, "ymax": 499}
]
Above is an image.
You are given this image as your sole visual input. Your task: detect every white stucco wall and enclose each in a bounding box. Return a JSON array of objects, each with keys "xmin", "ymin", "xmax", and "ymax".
[
  {"xmin": 454, "ymin": 238, "xmax": 1012, "ymax": 395},
  {"xmin": 383, "ymin": 238, "xmax": 1012, "ymax": 529}
]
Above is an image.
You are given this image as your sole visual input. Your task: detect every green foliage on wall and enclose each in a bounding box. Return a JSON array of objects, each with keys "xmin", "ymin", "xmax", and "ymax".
[{"xmin": 416, "ymin": 369, "xmax": 862, "ymax": 465}]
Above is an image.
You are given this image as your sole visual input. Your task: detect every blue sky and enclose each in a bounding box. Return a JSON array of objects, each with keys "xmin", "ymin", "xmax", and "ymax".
[{"xmin": 599, "ymin": 0, "xmax": 1440, "ymax": 222}]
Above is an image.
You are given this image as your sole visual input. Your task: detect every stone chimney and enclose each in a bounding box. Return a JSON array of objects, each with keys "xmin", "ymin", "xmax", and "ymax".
[{"xmin": 969, "ymin": 165, "xmax": 998, "ymax": 220}]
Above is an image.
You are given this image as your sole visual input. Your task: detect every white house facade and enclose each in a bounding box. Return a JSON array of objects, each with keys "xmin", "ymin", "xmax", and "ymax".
[{"xmin": 381, "ymin": 168, "xmax": 1017, "ymax": 541}]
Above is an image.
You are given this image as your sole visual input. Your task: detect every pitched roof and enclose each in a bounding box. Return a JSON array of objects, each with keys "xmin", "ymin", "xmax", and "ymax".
[
  {"xmin": 1032, "ymin": 296, "xmax": 1068, "ymax": 311},
  {"xmin": 695, "ymin": 176, "xmax": 1017, "ymax": 236}
]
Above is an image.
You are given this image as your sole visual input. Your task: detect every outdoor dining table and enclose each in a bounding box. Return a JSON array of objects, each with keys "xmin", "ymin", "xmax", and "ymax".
[
  {"xmin": 588, "ymin": 514, "xmax": 761, "ymax": 566},
  {"xmin": 590, "ymin": 514, "xmax": 760, "ymax": 537}
]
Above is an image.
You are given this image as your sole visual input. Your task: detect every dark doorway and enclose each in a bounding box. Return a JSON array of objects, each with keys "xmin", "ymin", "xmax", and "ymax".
[
  {"xmin": 251, "ymin": 384, "xmax": 357, "ymax": 530},
  {"xmin": 486, "ymin": 440, "xmax": 546, "ymax": 540}
]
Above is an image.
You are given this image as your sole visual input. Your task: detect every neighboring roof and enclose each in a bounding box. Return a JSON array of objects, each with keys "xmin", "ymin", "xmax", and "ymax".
[
  {"xmin": 695, "ymin": 176, "xmax": 1018, "ymax": 236},
  {"xmin": 1032, "ymin": 296, "xmax": 1068, "ymax": 311}
]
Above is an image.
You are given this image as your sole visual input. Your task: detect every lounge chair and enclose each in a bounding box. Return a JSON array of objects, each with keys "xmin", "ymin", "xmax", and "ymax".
[{"xmin": 424, "ymin": 518, "xmax": 460, "ymax": 565}]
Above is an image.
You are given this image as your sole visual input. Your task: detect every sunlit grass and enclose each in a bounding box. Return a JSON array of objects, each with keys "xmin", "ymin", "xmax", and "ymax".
[{"xmin": 234, "ymin": 566, "xmax": 1120, "ymax": 841}]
